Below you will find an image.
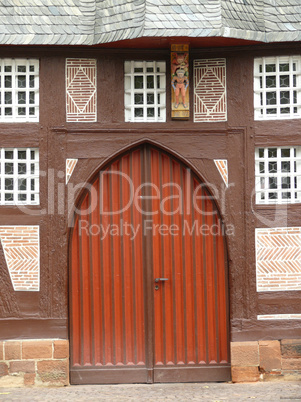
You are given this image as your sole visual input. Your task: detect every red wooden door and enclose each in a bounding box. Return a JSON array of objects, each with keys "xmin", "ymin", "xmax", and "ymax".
[{"xmin": 70, "ymin": 145, "xmax": 230, "ymax": 384}]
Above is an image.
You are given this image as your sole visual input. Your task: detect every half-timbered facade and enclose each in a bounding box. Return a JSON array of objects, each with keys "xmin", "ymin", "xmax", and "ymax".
[{"xmin": 0, "ymin": 0, "xmax": 300, "ymax": 386}]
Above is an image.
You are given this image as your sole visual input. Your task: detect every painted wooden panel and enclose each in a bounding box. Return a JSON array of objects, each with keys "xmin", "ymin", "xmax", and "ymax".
[{"xmin": 70, "ymin": 144, "xmax": 229, "ymax": 384}]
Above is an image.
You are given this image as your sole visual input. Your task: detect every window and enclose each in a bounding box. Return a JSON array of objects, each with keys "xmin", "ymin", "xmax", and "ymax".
[
  {"xmin": 255, "ymin": 147, "xmax": 301, "ymax": 204},
  {"xmin": 124, "ymin": 61, "xmax": 166, "ymax": 122},
  {"xmin": 0, "ymin": 59, "xmax": 39, "ymax": 122},
  {"xmin": 254, "ymin": 56, "xmax": 301, "ymax": 120},
  {"xmin": 0, "ymin": 148, "xmax": 39, "ymax": 205}
]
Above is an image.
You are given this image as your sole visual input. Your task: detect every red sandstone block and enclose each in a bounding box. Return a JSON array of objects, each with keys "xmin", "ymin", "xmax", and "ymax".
[
  {"xmin": 0, "ymin": 362, "xmax": 8, "ymax": 377},
  {"xmin": 282, "ymin": 358, "xmax": 301, "ymax": 371},
  {"xmin": 10, "ymin": 361, "xmax": 35, "ymax": 373},
  {"xmin": 281, "ymin": 339, "xmax": 301, "ymax": 359},
  {"xmin": 259, "ymin": 340, "xmax": 281, "ymax": 373},
  {"xmin": 53, "ymin": 340, "xmax": 69, "ymax": 359},
  {"xmin": 22, "ymin": 341, "xmax": 52, "ymax": 359},
  {"xmin": 24, "ymin": 373, "xmax": 36, "ymax": 386},
  {"xmin": 5, "ymin": 341, "xmax": 21, "ymax": 360},
  {"xmin": 231, "ymin": 366, "xmax": 259, "ymax": 383},
  {"xmin": 0, "ymin": 342, "xmax": 3, "ymax": 361},
  {"xmin": 231, "ymin": 342, "xmax": 259, "ymax": 367},
  {"xmin": 37, "ymin": 360, "xmax": 68, "ymax": 385}
]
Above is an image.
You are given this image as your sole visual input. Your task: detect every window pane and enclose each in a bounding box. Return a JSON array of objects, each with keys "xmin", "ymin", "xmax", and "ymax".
[
  {"xmin": 18, "ymin": 75, "xmax": 26, "ymax": 88},
  {"xmin": 281, "ymin": 177, "xmax": 291, "ymax": 189},
  {"xmin": 18, "ymin": 178, "xmax": 27, "ymax": 190},
  {"xmin": 18, "ymin": 163, "xmax": 26, "ymax": 174},
  {"xmin": 266, "ymin": 92, "xmax": 276, "ymax": 105},
  {"xmin": 18, "ymin": 92, "xmax": 26, "ymax": 104},
  {"xmin": 280, "ymin": 91, "xmax": 290, "ymax": 104},
  {"xmin": 134, "ymin": 76, "xmax": 143, "ymax": 89},
  {"xmin": 18, "ymin": 150, "xmax": 26, "ymax": 159},
  {"xmin": 5, "ymin": 92, "xmax": 12, "ymax": 104},
  {"xmin": 280, "ymin": 75, "xmax": 289, "ymax": 87},
  {"xmin": 147, "ymin": 108, "xmax": 155, "ymax": 117},
  {"xmin": 266, "ymin": 76, "xmax": 276, "ymax": 88},
  {"xmin": 5, "ymin": 163, "xmax": 13, "ymax": 174},
  {"xmin": 5, "ymin": 178, "xmax": 13, "ymax": 190},
  {"xmin": 279, "ymin": 63, "xmax": 289, "ymax": 72},
  {"xmin": 134, "ymin": 108, "xmax": 143, "ymax": 117},
  {"xmin": 268, "ymin": 161, "xmax": 277, "ymax": 173},
  {"xmin": 281, "ymin": 149, "xmax": 290, "ymax": 158},
  {"xmin": 5, "ymin": 150, "xmax": 13, "ymax": 159},
  {"xmin": 5, "ymin": 76, "xmax": 12, "ymax": 88},
  {"xmin": 266, "ymin": 64, "xmax": 276, "ymax": 72},
  {"xmin": 134, "ymin": 93, "xmax": 143, "ymax": 105},
  {"xmin": 281, "ymin": 161, "xmax": 290, "ymax": 172},
  {"xmin": 268, "ymin": 148, "xmax": 277, "ymax": 158},
  {"xmin": 147, "ymin": 76, "xmax": 154, "ymax": 89},
  {"xmin": 269, "ymin": 177, "xmax": 277, "ymax": 189},
  {"xmin": 147, "ymin": 94, "xmax": 154, "ymax": 105}
]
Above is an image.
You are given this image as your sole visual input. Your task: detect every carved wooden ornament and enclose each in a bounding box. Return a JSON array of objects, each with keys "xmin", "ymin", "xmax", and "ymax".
[{"xmin": 171, "ymin": 44, "xmax": 189, "ymax": 120}]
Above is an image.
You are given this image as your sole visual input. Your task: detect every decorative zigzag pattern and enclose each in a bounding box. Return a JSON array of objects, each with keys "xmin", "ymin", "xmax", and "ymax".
[
  {"xmin": 256, "ymin": 227, "xmax": 301, "ymax": 292},
  {"xmin": 0, "ymin": 226, "xmax": 39, "ymax": 291},
  {"xmin": 66, "ymin": 158, "xmax": 78, "ymax": 184},
  {"xmin": 194, "ymin": 59, "xmax": 227, "ymax": 122},
  {"xmin": 66, "ymin": 58, "xmax": 96, "ymax": 122},
  {"xmin": 214, "ymin": 159, "xmax": 228, "ymax": 187}
]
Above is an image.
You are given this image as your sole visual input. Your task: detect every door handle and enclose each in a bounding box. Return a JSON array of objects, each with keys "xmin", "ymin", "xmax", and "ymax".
[{"xmin": 154, "ymin": 278, "xmax": 169, "ymax": 283}]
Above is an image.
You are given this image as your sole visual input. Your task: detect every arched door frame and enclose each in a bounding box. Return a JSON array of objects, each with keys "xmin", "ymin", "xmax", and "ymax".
[{"xmin": 68, "ymin": 140, "xmax": 231, "ymax": 384}]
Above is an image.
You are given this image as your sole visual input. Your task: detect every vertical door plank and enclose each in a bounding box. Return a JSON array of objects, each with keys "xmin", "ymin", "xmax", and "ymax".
[
  {"xmin": 71, "ymin": 217, "xmax": 81, "ymax": 366},
  {"xmin": 101, "ymin": 168, "xmax": 114, "ymax": 365},
  {"xmin": 132, "ymin": 149, "xmax": 146, "ymax": 365},
  {"xmin": 80, "ymin": 194, "xmax": 92, "ymax": 366},
  {"xmin": 91, "ymin": 178, "xmax": 102, "ymax": 366}
]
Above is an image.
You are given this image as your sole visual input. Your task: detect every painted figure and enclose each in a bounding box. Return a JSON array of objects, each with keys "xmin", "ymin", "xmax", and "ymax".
[
  {"xmin": 172, "ymin": 68, "xmax": 189, "ymax": 108},
  {"xmin": 171, "ymin": 52, "xmax": 188, "ymax": 75}
]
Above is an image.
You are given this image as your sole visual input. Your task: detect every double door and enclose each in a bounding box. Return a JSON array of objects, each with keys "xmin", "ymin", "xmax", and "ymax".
[{"xmin": 70, "ymin": 145, "xmax": 230, "ymax": 384}]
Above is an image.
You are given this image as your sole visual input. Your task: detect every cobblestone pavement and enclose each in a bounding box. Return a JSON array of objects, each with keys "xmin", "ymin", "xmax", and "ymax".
[{"xmin": 0, "ymin": 382, "xmax": 301, "ymax": 402}]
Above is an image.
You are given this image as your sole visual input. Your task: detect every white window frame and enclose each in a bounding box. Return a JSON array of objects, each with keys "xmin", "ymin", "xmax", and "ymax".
[
  {"xmin": 255, "ymin": 146, "xmax": 301, "ymax": 204},
  {"xmin": 0, "ymin": 148, "xmax": 39, "ymax": 205},
  {"xmin": 254, "ymin": 55, "xmax": 301, "ymax": 120},
  {"xmin": 0, "ymin": 59, "xmax": 39, "ymax": 122},
  {"xmin": 124, "ymin": 61, "xmax": 166, "ymax": 122}
]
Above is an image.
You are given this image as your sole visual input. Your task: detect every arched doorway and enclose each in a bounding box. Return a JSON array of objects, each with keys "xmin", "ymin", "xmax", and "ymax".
[{"xmin": 69, "ymin": 144, "xmax": 230, "ymax": 384}]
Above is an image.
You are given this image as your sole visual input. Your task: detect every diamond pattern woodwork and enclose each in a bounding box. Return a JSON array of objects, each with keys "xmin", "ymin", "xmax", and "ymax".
[
  {"xmin": 214, "ymin": 159, "xmax": 228, "ymax": 187},
  {"xmin": 0, "ymin": 226, "xmax": 39, "ymax": 291},
  {"xmin": 194, "ymin": 59, "xmax": 227, "ymax": 122},
  {"xmin": 66, "ymin": 158, "xmax": 78, "ymax": 184},
  {"xmin": 66, "ymin": 58, "xmax": 96, "ymax": 122},
  {"xmin": 256, "ymin": 227, "xmax": 301, "ymax": 292}
]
